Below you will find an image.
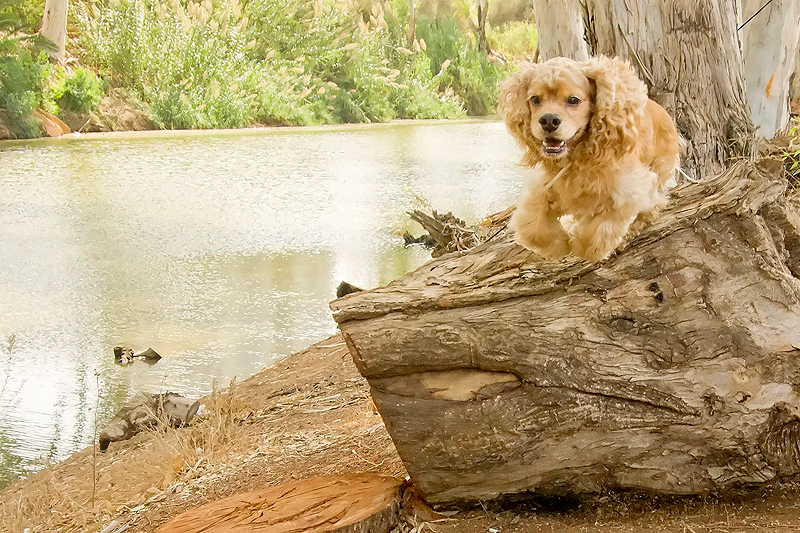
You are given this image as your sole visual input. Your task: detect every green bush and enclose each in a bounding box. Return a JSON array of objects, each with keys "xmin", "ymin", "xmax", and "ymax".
[
  {"xmin": 489, "ymin": 20, "xmax": 537, "ymax": 61},
  {"xmin": 50, "ymin": 65, "xmax": 103, "ymax": 113},
  {"xmin": 0, "ymin": 47, "xmax": 49, "ymax": 138},
  {"xmin": 0, "ymin": 0, "xmax": 53, "ymax": 138}
]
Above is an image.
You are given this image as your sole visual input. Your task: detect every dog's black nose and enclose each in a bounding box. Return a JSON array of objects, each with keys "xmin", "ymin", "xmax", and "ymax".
[{"xmin": 539, "ymin": 113, "xmax": 562, "ymax": 133}]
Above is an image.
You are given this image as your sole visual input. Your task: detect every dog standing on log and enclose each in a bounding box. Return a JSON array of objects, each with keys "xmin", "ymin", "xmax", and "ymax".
[{"xmin": 499, "ymin": 56, "xmax": 681, "ymax": 261}]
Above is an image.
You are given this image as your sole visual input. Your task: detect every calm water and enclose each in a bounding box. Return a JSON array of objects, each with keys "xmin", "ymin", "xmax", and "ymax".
[{"xmin": 0, "ymin": 120, "xmax": 524, "ymax": 485}]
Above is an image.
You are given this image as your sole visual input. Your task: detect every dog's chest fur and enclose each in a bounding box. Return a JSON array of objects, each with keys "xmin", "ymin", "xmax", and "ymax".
[{"xmin": 548, "ymin": 167, "xmax": 618, "ymax": 217}]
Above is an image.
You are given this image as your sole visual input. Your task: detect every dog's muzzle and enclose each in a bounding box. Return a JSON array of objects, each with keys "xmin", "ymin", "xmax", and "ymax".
[{"xmin": 542, "ymin": 137, "xmax": 567, "ymax": 155}]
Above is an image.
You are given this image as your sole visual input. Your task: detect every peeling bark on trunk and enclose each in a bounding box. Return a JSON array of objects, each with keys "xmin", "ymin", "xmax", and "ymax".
[
  {"xmin": 579, "ymin": 0, "xmax": 756, "ymax": 180},
  {"xmin": 531, "ymin": 0, "xmax": 589, "ymax": 61},
  {"xmin": 331, "ymin": 156, "xmax": 800, "ymax": 504},
  {"xmin": 741, "ymin": 0, "xmax": 800, "ymax": 138},
  {"xmin": 41, "ymin": 0, "xmax": 68, "ymax": 62}
]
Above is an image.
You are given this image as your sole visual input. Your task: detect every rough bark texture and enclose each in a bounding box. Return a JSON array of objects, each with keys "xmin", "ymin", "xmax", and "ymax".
[
  {"xmin": 741, "ymin": 0, "xmax": 800, "ymax": 138},
  {"xmin": 156, "ymin": 475, "xmax": 402, "ymax": 533},
  {"xmin": 575, "ymin": 0, "xmax": 756, "ymax": 180},
  {"xmin": 331, "ymin": 156, "xmax": 800, "ymax": 504},
  {"xmin": 476, "ymin": 0, "xmax": 488, "ymax": 52},
  {"xmin": 532, "ymin": 0, "xmax": 589, "ymax": 61}
]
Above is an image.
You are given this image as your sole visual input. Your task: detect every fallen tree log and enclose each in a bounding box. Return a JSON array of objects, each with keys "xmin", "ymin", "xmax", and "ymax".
[
  {"xmin": 156, "ymin": 474, "xmax": 402, "ymax": 533},
  {"xmin": 331, "ymin": 155, "xmax": 800, "ymax": 504}
]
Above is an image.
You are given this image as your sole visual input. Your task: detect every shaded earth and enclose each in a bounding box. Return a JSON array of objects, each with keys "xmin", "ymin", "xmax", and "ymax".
[{"xmin": 3, "ymin": 334, "xmax": 800, "ymax": 532}]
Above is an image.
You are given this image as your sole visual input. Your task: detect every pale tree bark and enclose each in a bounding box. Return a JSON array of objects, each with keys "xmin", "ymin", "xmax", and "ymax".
[
  {"xmin": 740, "ymin": 0, "xmax": 800, "ymax": 138},
  {"xmin": 531, "ymin": 0, "xmax": 589, "ymax": 61},
  {"xmin": 41, "ymin": 0, "xmax": 68, "ymax": 62}
]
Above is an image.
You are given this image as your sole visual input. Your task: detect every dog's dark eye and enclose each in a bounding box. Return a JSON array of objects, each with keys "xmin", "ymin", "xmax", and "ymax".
[
  {"xmin": 566, "ymin": 96, "xmax": 582, "ymax": 106},
  {"xmin": 530, "ymin": 96, "xmax": 541, "ymax": 106}
]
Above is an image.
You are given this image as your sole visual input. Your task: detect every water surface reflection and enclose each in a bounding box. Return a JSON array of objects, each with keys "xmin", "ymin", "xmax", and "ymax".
[{"xmin": 0, "ymin": 120, "xmax": 524, "ymax": 484}]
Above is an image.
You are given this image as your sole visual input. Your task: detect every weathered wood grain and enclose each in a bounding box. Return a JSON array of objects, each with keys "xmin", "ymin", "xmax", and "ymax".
[
  {"xmin": 156, "ymin": 474, "xmax": 402, "ymax": 533},
  {"xmin": 332, "ymin": 157, "xmax": 800, "ymax": 503}
]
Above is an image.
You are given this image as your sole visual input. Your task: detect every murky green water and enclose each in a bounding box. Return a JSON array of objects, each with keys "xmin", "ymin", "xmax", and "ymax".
[{"xmin": 0, "ymin": 119, "xmax": 524, "ymax": 486}]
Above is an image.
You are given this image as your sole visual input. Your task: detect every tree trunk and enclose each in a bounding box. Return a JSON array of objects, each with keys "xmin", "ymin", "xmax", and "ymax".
[
  {"xmin": 157, "ymin": 475, "xmax": 402, "ymax": 533},
  {"xmin": 793, "ymin": 51, "xmax": 800, "ymax": 111},
  {"xmin": 531, "ymin": 0, "xmax": 589, "ymax": 61},
  {"xmin": 476, "ymin": 0, "xmax": 488, "ymax": 52},
  {"xmin": 408, "ymin": 0, "xmax": 416, "ymax": 46},
  {"xmin": 577, "ymin": 0, "xmax": 756, "ymax": 181},
  {"xmin": 331, "ymin": 155, "xmax": 800, "ymax": 504},
  {"xmin": 740, "ymin": 0, "xmax": 800, "ymax": 138},
  {"xmin": 41, "ymin": 0, "xmax": 68, "ymax": 62}
]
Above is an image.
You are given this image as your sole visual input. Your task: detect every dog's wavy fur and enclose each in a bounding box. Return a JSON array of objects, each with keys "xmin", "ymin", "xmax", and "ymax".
[{"xmin": 499, "ymin": 56, "xmax": 681, "ymax": 261}]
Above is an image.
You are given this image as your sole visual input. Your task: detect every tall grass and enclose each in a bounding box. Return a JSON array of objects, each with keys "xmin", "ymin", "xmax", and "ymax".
[
  {"xmin": 1, "ymin": 0, "xmax": 539, "ymax": 134},
  {"xmin": 71, "ymin": 0, "xmax": 514, "ymax": 129},
  {"xmin": 415, "ymin": 15, "xmax": 504, "ymax": 116}
]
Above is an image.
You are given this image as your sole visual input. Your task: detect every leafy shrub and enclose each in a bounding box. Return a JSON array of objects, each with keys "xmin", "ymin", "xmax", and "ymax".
[
  {"xmin": 785, "ymin": 123, "xmax": 800, "ymax": 186},
  {"xmin": 0, "ymin": 0, "xmax": 53, "ymax": 138},
  {"xmin": 50, "ymin": 65, "xmax": 103, "ymax": 113},
  {"xmin": 489, "ymin": 20, "xmax": 537, "ymax": 61}
]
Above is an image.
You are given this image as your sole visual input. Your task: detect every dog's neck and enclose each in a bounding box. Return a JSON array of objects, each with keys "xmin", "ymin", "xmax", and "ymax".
[{"xmin": 539, "ymin": 157, "xmax": 572, "ymax": 174}]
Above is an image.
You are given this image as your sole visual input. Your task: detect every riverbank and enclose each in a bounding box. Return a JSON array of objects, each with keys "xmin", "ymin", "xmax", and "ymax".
[
  {"xmin": 5, "ymin": 333, "xmax": 800, "ymax": 532},
  {"xmin": 0, "ymin": 89, "xmax": 156, "ymax": 141},
  {"xmin": 0, "ymin": 334, "xmax": 404, "ymax": 532}
]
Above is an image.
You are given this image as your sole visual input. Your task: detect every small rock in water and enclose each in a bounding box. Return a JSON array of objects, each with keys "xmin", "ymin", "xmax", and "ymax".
[{"xmin": 114, "ymin": 345, "xmax": 162, "ymax": 365}]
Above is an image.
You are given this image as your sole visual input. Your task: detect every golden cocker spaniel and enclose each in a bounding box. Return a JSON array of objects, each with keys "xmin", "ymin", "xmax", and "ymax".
[{"xmin": 499, "ymin": 55, "xmax": 681, "ymax": 261}]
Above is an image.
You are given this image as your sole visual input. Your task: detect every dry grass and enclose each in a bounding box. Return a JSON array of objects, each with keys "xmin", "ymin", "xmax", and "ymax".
[
  {"xmin": 0, "ymin": 335, "xmax": 403, "ymax": 533},
  {"xmin": 0, "ymin": 378, "xmax": 258, "ymax": 532}
]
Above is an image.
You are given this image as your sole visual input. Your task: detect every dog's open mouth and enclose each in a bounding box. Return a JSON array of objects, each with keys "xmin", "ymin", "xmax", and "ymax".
[{"xmin": 542, "ymin": 138, "xmax": 567, "ymax": 155}]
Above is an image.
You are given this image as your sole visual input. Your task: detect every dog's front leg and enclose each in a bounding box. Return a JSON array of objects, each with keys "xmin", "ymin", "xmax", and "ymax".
[
  {"xmin": 569, "ymin": 212, "xmax": 636, "ymax": 262},
  {"xmin": 510, "ymin": 186, "xmax": 570, "ymax": 260}
]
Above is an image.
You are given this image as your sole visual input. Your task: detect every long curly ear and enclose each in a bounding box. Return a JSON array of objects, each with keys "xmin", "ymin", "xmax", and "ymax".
[
  {"xmin": 581, "ymin": 56, "xmax": 648, "ymax": 161},
  {"xmin": 498, "ymin": 64, "xmax": 540, "ymax": 167}
]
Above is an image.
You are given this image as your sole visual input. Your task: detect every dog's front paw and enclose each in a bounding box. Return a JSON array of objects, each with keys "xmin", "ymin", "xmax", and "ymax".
[
  {"xmin": 517, "ymin": 234, "xmax": 570, "ymax": 260},
  {"xmin": 570, "ymin": 237, "xmax": 615, "ymax": 262}
]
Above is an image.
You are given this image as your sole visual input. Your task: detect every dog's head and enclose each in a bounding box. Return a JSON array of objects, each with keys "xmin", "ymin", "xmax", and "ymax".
[{"xmin": 499, "ymin": 56, "xmax": 648, "ymax": 167}]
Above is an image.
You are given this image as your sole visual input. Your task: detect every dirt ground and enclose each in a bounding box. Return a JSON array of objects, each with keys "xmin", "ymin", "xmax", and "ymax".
[{"xmin": 3, "ymin": 334, "xmax": 800, "ymax": 532}]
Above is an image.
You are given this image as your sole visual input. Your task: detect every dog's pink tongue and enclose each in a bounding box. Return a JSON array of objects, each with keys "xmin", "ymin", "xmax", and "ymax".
[{"xmin": 545, "ymin": 139, "xmax": 564, "ymax": 148}]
